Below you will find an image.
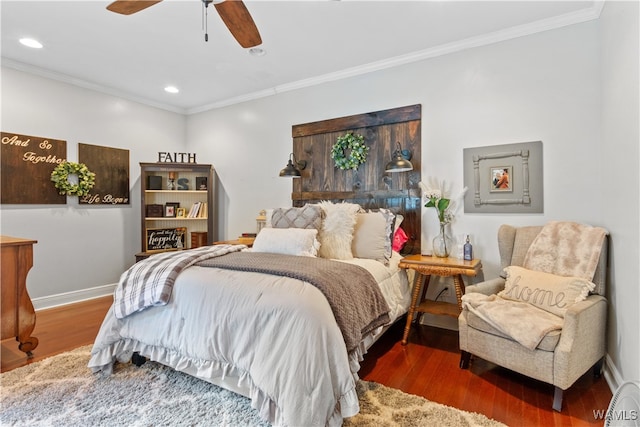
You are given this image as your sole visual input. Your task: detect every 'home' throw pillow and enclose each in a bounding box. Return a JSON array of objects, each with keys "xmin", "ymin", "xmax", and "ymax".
[{"xmin": 498, "ymin": 266, "xmax": 595, "ymax": 318}]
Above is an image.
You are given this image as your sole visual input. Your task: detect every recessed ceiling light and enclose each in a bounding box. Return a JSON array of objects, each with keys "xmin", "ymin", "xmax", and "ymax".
[
  {"xmin": 164, "ymin": 86, "xmax": 179, "ymax": 94},
  {"xmin": 248, "ymin": 47, "xmax": 265, "ymax": 57},
  {"xmin": 19, "ymin": 38, "xmax": 43, "ymax": 49}
]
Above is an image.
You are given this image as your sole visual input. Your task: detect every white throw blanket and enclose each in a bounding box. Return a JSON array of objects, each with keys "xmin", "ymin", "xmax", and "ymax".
[
  {"xmin": 462, "ymin": 293, "xmax": 563, "ymax": 350},
  {"xmin": 523, "ymin": 221, "xmax": 607, "ymax": 280},
  {"xmin": 114, "ymin": 244, "xmax": 245, "ymax": 318}
]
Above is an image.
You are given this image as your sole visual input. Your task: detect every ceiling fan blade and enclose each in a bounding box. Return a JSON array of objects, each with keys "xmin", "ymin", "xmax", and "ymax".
[
  {"xmin": 106, "ymin": 1, "xmax": 163, "ymax": 15},
  {"xmin": 214, "ymin": 1, "xmax": 262, "ymax": 48}
]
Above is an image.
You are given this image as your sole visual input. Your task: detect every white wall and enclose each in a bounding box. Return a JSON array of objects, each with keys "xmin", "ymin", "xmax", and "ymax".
[
  {"xmin": 600, "ymin": 0, "xmax": 640, "ymax": 386},
  {"xmin": 0, "ymin": 67, "xmax": 186, "ymax": 301},
  {"xmin": 189, "ymin": 21, "xmax": 604, "ymax": 280},
  {"xmin": 187, "ymin": 17, "xmax": 638, "ymax": 388}
]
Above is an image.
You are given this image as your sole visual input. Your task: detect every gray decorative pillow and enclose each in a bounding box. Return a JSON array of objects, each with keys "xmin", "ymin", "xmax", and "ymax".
[
  {"xmin": 352, "ymin": 208, "xmax": 396, "ymax": 265},
  {"xmin": 271, "ymin": 205, "xmax": 322, "ymax": 230}
]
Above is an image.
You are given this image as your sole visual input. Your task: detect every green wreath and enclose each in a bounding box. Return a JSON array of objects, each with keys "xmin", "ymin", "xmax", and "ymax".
[
  {"xmin": 331, "ymin": 131, "xmax": 369, "ymax": 170},
  {"xmin": 50, "ymin": 161, "xmax": 96, "ymax": 197}
]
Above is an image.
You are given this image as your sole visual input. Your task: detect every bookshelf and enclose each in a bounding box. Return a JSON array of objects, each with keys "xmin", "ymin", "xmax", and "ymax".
[{"xmin": 137, "ymin": 162, "xmax": 216, "ymax": 261}]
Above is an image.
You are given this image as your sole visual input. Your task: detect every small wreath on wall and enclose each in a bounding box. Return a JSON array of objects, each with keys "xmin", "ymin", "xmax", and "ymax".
[
  {"xmin": 50, "ymin": 161, "xmax": 96, "ymax": 197},
  {"xmin": 331, "ymin": 131, "xmax": 369, "ymax": 170}
]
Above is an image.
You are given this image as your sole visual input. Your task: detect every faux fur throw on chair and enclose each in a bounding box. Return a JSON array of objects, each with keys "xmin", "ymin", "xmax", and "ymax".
[{"xmin": 522, "ymin": 221, "xmax": 607, "ymax": 280}]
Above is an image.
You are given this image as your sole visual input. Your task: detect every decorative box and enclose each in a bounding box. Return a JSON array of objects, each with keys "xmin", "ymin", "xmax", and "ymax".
[
  {"xmin": 191, "ymin": 231, "xmax": 208, "ymax": 249},
  {"xmin": 145, "ymin": 204, "xmax": 164, "ymax": 218},
  {"xmin": 147, "ymin": 175, "xmax": 163, "ymax": 190}
]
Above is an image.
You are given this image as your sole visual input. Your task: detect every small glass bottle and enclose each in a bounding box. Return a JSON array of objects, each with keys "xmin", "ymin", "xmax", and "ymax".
[{"xmin": 463, "ymin": 235, "xmax": 473, "ymax": 261}]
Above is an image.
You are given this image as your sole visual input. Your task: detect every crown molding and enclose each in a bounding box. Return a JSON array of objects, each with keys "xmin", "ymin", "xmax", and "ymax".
[
  {"xmin": 4, "ymin": 3, "xmax": 604, "ymax": 116},
  {"xmin": 1, "ymin": 58, "xmax": 188, "ymax": 115},
  {"xmin": 189, "ymin": 2, "xmax": 604, "ymax": 114}
]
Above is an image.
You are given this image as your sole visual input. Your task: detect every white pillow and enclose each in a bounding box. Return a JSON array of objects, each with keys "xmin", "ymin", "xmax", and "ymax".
[
  {"xmin": 317, "ymin": 201, "xmax": 360, "ymax": 260},
  {"xmin": 352, "ymin": 209, "xmax": 395, "ymax": 265},
  {"xmin": 252, "ymin": 227, "xmax": 320, "ymax": 257}
]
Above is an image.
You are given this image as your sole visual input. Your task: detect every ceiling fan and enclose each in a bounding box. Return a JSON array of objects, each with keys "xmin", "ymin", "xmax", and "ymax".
[{"xmin": 106, "ymin": 0, "xmax": 262, "ymax": 48}]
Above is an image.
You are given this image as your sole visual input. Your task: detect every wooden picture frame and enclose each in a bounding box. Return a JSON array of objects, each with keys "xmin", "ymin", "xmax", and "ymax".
[
  {"xmin": 145, "ymin": 227, "xmax": 186, "ymax": 252},
  {"xmin": 165, "ymin": 202, "xmax": 179, "ymax": 217},
  {"xmin": 176, "ymin": 207, "xmax": 187, "ymax": 218},
  {"xmin": 196, "ymin": 176, "xmax": 208, "ymax": 190}
]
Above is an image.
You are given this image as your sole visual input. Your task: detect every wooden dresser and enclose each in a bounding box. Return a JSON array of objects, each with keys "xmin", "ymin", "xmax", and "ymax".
[{"xmin": 1, "ymin": 235, "xmax": 39, "ymax": 357}]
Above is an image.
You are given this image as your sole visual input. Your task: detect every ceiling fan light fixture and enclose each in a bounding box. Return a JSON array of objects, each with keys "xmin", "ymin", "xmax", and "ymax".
[
  {"xmin": 19, "ymin": 38, "xmax": 43, "ymax": 49},
  {"xmin": 248, "ymin": 47, "xmax": 265, "ymax": 57},
  {"xmin": 164, "ymin": 86, "xmax": 179, "ymax": 94}
]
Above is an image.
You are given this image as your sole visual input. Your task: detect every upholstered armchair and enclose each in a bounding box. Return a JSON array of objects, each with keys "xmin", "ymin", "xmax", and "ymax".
[{"xmin": 458, "ymin": 223, "xmax": 608, "ymax": 411}]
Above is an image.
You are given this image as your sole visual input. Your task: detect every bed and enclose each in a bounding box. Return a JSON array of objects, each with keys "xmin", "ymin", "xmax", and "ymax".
[
  {"xmin": 89, "ymin": 202, "xmax": 414, "ymax": 426},
  {"xmin": 90, "ymin": 106, "xmax": 423, "ymax": 426}
]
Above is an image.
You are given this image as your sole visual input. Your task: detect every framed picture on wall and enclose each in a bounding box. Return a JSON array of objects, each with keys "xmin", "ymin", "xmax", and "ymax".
[
  {"xmin": 490, "ymin": 166, "xmax": 512, "ymax": 192},
  {"xmin": 463, "ymin": 141, "xmax": 544, "ymax": 214}
]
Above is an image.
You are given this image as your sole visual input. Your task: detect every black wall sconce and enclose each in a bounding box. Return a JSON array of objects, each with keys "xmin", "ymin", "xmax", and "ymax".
[
  {"xmin": 279, "ymin": 153, "xmax": 307, "ymax": 178},
  {"xmin": 385, "ymin": 142, "xmax": 413, "ymax": 173}
]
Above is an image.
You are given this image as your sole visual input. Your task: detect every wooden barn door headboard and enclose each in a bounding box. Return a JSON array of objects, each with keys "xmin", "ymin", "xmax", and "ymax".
[{"xmin": 290, "ymin": 104, "xmax": 422, "ymax": 254}]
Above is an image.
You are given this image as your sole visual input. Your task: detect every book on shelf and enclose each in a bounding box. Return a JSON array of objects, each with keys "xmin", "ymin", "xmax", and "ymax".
[
  {"xmin": 186, "ymin": 201, "xmax": 207, "ymax": 218},
  {"xmin": 187, "ymin": 202, "xmax": 200, "ymax": 218},
  {"xmin": 198, "ymin": 202, "xmax": 208, "ymax": 218}
]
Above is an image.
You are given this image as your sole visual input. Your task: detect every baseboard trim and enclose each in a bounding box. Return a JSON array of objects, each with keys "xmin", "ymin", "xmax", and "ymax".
[
  {"xmin": 603, "ymin": 353, "xmax": 622, "ymax": 394},
  {"xmin": 32, "ymin": 283, "xmax": 116, "ymax": 311}
]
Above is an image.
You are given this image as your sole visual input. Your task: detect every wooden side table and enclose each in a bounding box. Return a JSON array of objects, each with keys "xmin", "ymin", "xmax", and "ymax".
[
  {"xmin": 1, "ymin": 235, "xmax": 39, "ymax": 357},
  {"xmin": 399, "ymin": 255, "xmax": 482, "ymax": 345},
  {"xmin": 213, "ymin": 238, "xmax": 255, "ymax": 247}
]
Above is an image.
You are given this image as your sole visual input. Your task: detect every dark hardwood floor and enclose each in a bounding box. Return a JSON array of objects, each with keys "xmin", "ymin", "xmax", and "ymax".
[{"xmin": 1, "ymin": 296, "xmax": 612, "ymax": 426}]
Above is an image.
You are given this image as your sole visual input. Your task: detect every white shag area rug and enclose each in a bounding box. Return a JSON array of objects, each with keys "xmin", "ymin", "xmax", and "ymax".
[{"xmin": 1, "ymin": 346, "xmax": 506, "ymax": 426}]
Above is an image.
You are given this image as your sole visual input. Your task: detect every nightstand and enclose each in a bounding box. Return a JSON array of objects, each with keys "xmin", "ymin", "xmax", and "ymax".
[
  {"xmin": 399, "ymin": 255, "xmax": 482, "ymax": 345},
  {"xmin": 213, "ymin": 238, "xmax": 255, "ymax": 247}
]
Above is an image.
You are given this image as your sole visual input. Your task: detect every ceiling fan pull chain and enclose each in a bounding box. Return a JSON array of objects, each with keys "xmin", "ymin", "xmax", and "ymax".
[{"xmin": 202, "ymin": 0, "xmax": 209, "ymax": 42}]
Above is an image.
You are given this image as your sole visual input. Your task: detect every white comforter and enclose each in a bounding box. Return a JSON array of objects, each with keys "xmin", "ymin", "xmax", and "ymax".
[{"xmin": 89, "ymin": 252, "xmax": 410, "ymax": 427}]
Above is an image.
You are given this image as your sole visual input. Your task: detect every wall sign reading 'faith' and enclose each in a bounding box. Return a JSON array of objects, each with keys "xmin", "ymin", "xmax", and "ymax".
[{"xmin": 158, "ymin": 152, "xmax": 197, "ymax": 163}]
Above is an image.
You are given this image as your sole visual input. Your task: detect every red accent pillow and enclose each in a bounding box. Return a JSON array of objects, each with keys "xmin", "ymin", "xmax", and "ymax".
[{"xmin": 393, "ymin": 227, "xmax": 409, "ymax": 252}]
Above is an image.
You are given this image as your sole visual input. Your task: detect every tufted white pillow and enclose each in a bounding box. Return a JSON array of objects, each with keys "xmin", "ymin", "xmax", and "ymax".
[{"xmin": 252, "ymin": 227, "xmax": 320, "ymax": 257}]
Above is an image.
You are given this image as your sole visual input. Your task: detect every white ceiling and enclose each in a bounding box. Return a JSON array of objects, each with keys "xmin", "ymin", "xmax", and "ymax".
[{"xmin": 1, "ymin": 0, "xmax": 602, "ymax": 114}]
